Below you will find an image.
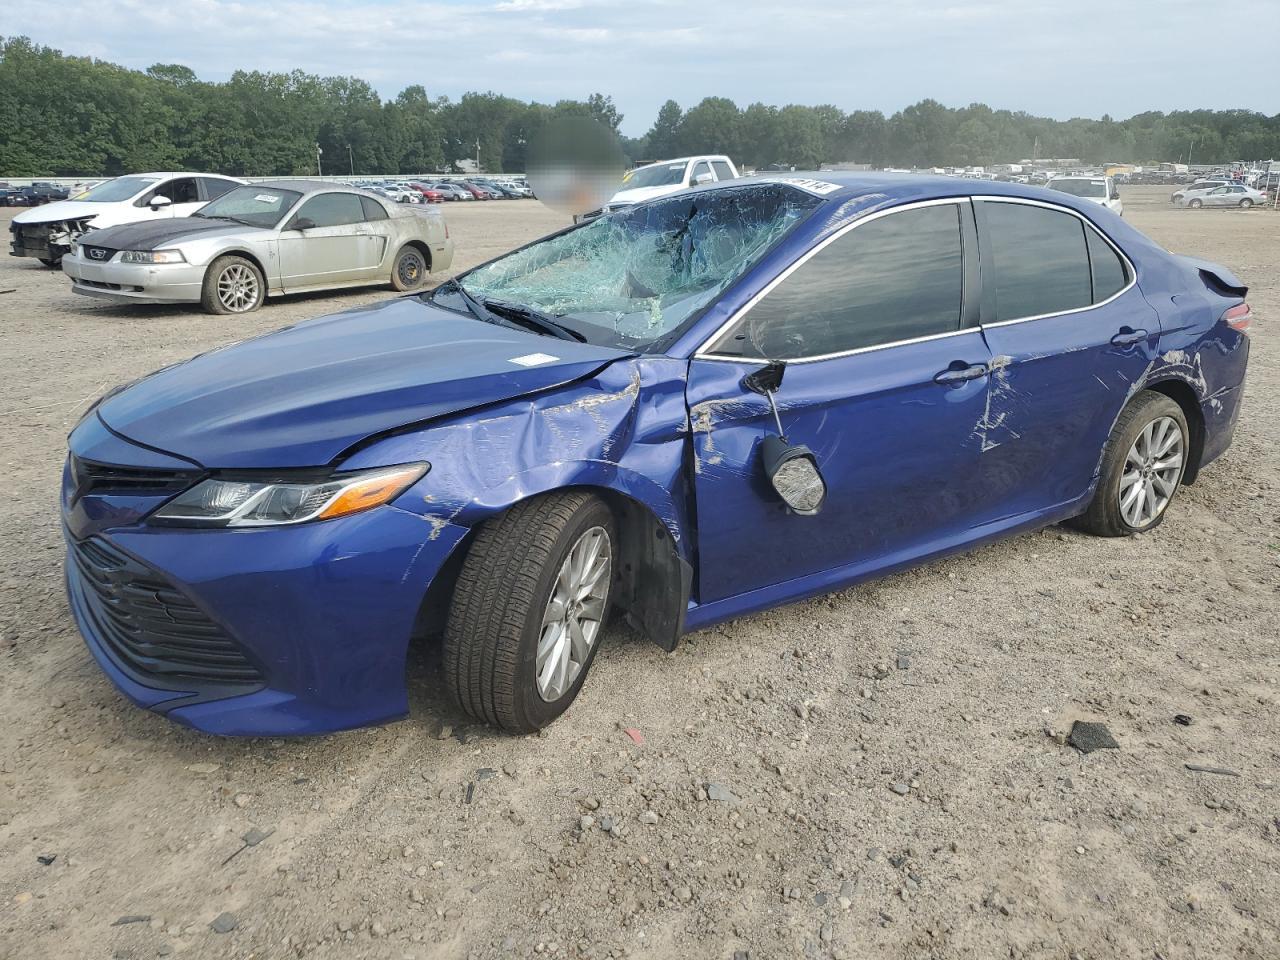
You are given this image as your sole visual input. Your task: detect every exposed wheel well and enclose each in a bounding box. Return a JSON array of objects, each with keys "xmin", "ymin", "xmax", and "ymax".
[
  {"xmin": 1144, "ymin": 379, "xmax": 1205, "ymax": 483},
  {"xmin": 410, "ymin": 486, "xmax": 685, "ymax": 645}
]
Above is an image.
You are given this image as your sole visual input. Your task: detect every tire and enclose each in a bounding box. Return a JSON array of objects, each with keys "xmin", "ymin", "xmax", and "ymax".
[
  {"xmin": 39, "ymin": 257, "xmax": 61, "ymax": 268},
  {"xmin": 443, "ymin": 492, "xmax": 615, "ymax": 733},
  {"xmin": 1070, "ymin": 392, "xmax": 1189, "ymax": 537},
  {"xmin": 201, "ymin": 255, "xmax": 264, "ymax": 314},
  {"xmin": 390, "ymin": 245, "xmax": 428, "ymax": 292},
  {"xmin": 1240, "ymin": 199, "xmax": 1253, "ymax": 209},
  {"xmin": 1188, "ymin": 199, "xmax": 1202, "ymax": 209}
]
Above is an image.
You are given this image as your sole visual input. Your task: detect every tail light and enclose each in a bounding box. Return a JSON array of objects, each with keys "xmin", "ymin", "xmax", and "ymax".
[{"xmin": 1223, "ymin": 303, "xmax": 1251, "ymax": 333}]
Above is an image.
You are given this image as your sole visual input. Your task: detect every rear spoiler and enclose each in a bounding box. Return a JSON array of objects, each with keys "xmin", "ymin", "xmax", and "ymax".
[{"xmin": 1175, "ymin": 255, "xmax": 1248, "ymax": 298}]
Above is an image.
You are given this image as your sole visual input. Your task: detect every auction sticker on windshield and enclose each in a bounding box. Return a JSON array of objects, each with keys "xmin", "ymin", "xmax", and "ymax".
[
  {"xmin": 774, "ymin": 178, "xmax": 841, "ymax": 195},
  {"xmin": 509, "ymin": 353, "xmax": 560, "ymax": 367},
  {"xmin": 254, "ymin": 194, "xmax": 280, "ymax": 203}
]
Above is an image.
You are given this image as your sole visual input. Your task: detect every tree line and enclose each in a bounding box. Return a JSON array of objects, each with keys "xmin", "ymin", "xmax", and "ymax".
[{"xmin": 2, "ymin": 35, "xmax": 1277, "ymax": 179}]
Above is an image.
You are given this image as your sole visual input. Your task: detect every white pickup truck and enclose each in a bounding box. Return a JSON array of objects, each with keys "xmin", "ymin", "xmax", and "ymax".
[{"xmin": 597, "ymin": 155, "xmax": 739, "ymax": 215}]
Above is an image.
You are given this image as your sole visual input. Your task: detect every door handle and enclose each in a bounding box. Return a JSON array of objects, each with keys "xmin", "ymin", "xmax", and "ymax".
[
  {"xmin": 1111, "ymin": 328, "xmax": 1148, "ymax": 346},
  {"xmin": 934, "ymin": 362, "xmax": 989, "ymax": 385}
]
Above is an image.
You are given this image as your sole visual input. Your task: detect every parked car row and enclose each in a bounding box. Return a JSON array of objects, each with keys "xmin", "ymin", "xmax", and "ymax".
[
  {"xmin": 346, "ymin": 177, "xmax": 533, "ymax": 202},
  {"xmin": 4, "ymin": 172, "xmax": 453, "ymax": 309},
  {"xmin": 1, "ymin": 182, "xmax": 73, "ymax": 206},
  {"xmin": 1171, "ymin": 180, "xmax": 1267, "ymax": 208}
]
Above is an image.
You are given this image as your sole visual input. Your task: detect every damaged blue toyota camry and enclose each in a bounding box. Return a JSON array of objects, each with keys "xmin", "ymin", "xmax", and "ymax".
[{"xmin": 62, "ymin": 174, "xmax": 1251, "ymax": 736}]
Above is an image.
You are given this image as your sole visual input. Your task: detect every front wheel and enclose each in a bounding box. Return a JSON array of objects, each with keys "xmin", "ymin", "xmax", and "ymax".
[
  {"xmin": 39, "ymin": 257, "xmax": 61, "ymax": 268},
  {"xmin": 1240, "ymin": 199, "xmax": 1253, "ymax": 209},
  {"xmin": 201, "ymin": 255, "xmax": 265, "ymax": 314},
  {"xmin": 443, "ymin": 493, "xmax": 615, "ymax": 733},
  {"xmin": 1069, "ymin": 392, "xmax": 1188, "ymax": 537},
  {"xmin": 1188, "ymin": 199, "xmax": 1202, "ymax": 208},
  {"xmin": 390, "ymin": 245, "xmax": 427, "ymax": 292}
]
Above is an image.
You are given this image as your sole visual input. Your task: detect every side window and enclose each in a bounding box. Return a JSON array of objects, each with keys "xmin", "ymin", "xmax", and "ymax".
[
  {"xmin": 711, "ymin": 160, "xmax": 735, "ymax": 181},
  {"xmin": 709, "ymin": 203, "xmax": 965, "ymax": 360},
  {"xmin": 360, "ymin": 196, "xmax": 388, "ymax": 221},
  {"xmin": 689, "ymin": 160, "xmax": 712, "ymax": 184},
  {"xmin": 160, "ymin": 178, "xmax": 200, "ymax": 204},
  {"xmin": 293, "ymin": 193, "xmax": 365, "ymax": 228},
  {"xmin": 983, "ymin": 202, "xmax": 1091, "ymax": 321},
  {"xmin": 1085, "ymin": 228, "xmax": 1128, "ymax": 302},
  {"xmin": 200, "ymin": 178, "xmax": 236, "ymax": 201}
]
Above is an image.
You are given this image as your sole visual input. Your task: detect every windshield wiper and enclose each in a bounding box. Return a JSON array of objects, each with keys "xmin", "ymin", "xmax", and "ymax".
[
  {"xmin": 482, "ymin": 298, "xmax": 586, "ymax": 342},
  {"xmin": 434, "ymin": 278, "xmax": 503, "ymax": 327}
]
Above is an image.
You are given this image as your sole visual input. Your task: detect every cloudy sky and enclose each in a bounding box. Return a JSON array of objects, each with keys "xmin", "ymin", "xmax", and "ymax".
[{"xmin": 26, "ymin": 0, "xmax": 1276, "ymax": 136}]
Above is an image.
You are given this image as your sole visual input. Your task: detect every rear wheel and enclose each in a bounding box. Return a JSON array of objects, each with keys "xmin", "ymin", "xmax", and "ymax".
[
  {"xmin": 390, "ymin": 245, "xmax": 428, "ymax": 292},
  {"xmin": 201, "ymin": 255, "xmax": 264, "ymax": 314},
  {"xmin": 1070, "ymin": 392, "xmax": 1188, "ymax": 537},
  {"xmin": 443, "ymin": 493, "xmax": 614, "ymax": 733}
]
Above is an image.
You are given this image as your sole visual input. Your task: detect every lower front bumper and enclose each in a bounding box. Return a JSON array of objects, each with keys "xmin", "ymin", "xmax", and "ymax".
[
  {"xmin": 65, "ymin": 506, "xmax": 469, "ymax": 736},
  {"xmin": 63, "ymin": 255, "xmax": 205, "ymax": 304}
]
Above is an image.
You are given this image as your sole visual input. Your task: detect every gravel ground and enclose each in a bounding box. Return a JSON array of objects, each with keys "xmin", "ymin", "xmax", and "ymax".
[{"xmin": 0, "ymin": 187, "xmax": 1276, "ymax": 960}]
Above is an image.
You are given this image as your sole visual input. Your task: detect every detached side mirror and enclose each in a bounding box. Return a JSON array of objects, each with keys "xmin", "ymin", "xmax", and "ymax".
[
  {"xmin": 288, "ymin": 217, "xmax": 316, "ymax": 231},
  {"xmin": 760, "ymin": 435, "xmax": 826, "ymax": 516},
  {"xmin": 741, "ymin": 361, "xmax": 827, "ymax": 515},
  {"xmin": 148, "ymin": 195, "xmax": 172, "ymax": 209},
  {"xmin": 692, "ymin": 172, "xmax": 714, "ymax": 186}
]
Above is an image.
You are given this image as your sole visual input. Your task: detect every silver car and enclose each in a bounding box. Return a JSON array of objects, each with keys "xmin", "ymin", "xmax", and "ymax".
[
  {"xmin": 1173, "ymin": 182, "xmax": 1264, "ymax": 208},
  {"xmin": 62, "ymin": 180, "xmax": 454, "ymax": 314}
]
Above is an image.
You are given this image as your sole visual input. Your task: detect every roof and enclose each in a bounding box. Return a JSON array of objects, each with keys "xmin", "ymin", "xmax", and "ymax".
[{"xmin": 684, "ymin": 170, "xmax": 1121, "ymax": 222}]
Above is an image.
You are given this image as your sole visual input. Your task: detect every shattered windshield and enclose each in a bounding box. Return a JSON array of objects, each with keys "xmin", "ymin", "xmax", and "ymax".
[{"xmin": 439, "ymin": 183, "xmax": 821, "ymax": 351}]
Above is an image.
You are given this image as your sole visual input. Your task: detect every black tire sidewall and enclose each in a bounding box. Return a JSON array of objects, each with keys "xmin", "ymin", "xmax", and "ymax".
[
  {"xmin": 1099, "ymin": 394, "xmax": 1188, "ymax": 535},
  {"xmin": 510, "ymin": 499, "xmax": 615, "ymax": 730},
  {"xmin": 391, "ymin": 246, "xmax": 427, "ymax": 291}
]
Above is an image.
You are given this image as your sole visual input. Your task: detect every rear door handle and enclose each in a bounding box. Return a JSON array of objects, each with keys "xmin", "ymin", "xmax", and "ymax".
[
  {"xmin": 934, "ymin": 362, "xmax": 989, "ymax": 385},
  {"xmin": 1111, "ymin": 328, "xmax": 1148, "ymax": 346}
]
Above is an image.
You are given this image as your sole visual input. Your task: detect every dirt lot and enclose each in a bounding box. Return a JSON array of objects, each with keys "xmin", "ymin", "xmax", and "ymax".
[{"xmin": 0, "ymin": 187, "xmax": 1276, "ymax": 960}]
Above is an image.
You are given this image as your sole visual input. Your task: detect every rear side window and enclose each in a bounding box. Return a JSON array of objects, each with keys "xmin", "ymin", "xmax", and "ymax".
[
  {"xmin": 712, "ymin": 203, "xmax": 964, "ymax": 360},
  {"xmin": 984, "ymin": 202, "xmax": 1091, "ymax": 321},
  {"xmin": 361, "ymin": 196, "xmax": 388, "ymax": 221},
  {"xmin": 1086, "ymin": 229, "xmax": 1128, "ymax": 302},
  {"xmin": 712, "ymin": 160, "xmax": 735, "ymax": 181},
  {"xmin": 200, "ymin": 178, "xmax": 236, "ymax": 200}
]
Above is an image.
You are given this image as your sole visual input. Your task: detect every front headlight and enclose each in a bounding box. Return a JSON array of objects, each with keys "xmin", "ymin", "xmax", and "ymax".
[
  {"xmin": 151, "ymin": 464, "xmax": 429, "ymax": 528},
  {"xmin": 121, "ymin": 249, "xmax": 187, "ymax": 264}
]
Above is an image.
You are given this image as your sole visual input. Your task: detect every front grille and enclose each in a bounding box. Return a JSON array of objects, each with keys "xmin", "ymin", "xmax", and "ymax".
[
  {"xmin": 82, "ymin": 245, "xmax": 116, "ymax": 262},
  {"xmin": 69, "ymin": 536, "xmax": 264, "ymax": 688},
  {"xmin": 69, "ymin": 456, "xmax": 199, "ymax": 503}
]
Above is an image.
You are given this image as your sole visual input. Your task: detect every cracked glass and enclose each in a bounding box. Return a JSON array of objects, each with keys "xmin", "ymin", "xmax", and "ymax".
[{"xmin": 441, "ymin": 183, "xmax": 821, "ymax": 351}]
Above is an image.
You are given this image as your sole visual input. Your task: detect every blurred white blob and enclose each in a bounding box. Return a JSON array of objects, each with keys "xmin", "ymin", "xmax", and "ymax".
[{"xmin": 527, "ymin": 116, "xmax": 626, "ymax": 216}]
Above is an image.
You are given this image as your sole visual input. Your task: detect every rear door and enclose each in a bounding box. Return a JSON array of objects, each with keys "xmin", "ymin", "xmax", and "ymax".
[
  {"xmin": 686, "ymin": 199, "xmax": 996, "ymax": 603},
  {"xmin": 970, "ymin": 197, "xmax": 1160, "ymax": 521},
  {"xmin": 278, "ymin": 192, "xmax": 370, "ymax": 288}
]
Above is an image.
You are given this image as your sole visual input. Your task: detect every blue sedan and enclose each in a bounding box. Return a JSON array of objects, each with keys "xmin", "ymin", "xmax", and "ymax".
[{"xmin": 61, "ymin": 174, "xmax": 1251, "ymax": 736}]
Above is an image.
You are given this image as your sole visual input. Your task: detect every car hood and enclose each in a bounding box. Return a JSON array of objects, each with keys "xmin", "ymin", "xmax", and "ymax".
[
  {"xmin": 13, "ymin": 200, "xmax": 116, "ymax": 224},
  {"xmin": 96, "ymin": 296, "xmax": 632, "ymax": 469},
  {"xmin": 81, "ymin": 217, "xmax": 266, "ymax": 250},
  {"xmin": 608, "ymin": 184, "xmax": 685, "ymax": 206}
]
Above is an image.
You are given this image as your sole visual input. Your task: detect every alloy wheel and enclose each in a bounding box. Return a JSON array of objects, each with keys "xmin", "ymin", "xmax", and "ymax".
[
  {"xmin": 536, "ymin": 526, "xmax": 611, "ymax": 702},
  {"xmin": 1118, "ymin": 416, "xmax": 1184, "ymax": 528},
  {"xmin": 217, "ymin": 264, "xmax": 260, "ymax": 312}
]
